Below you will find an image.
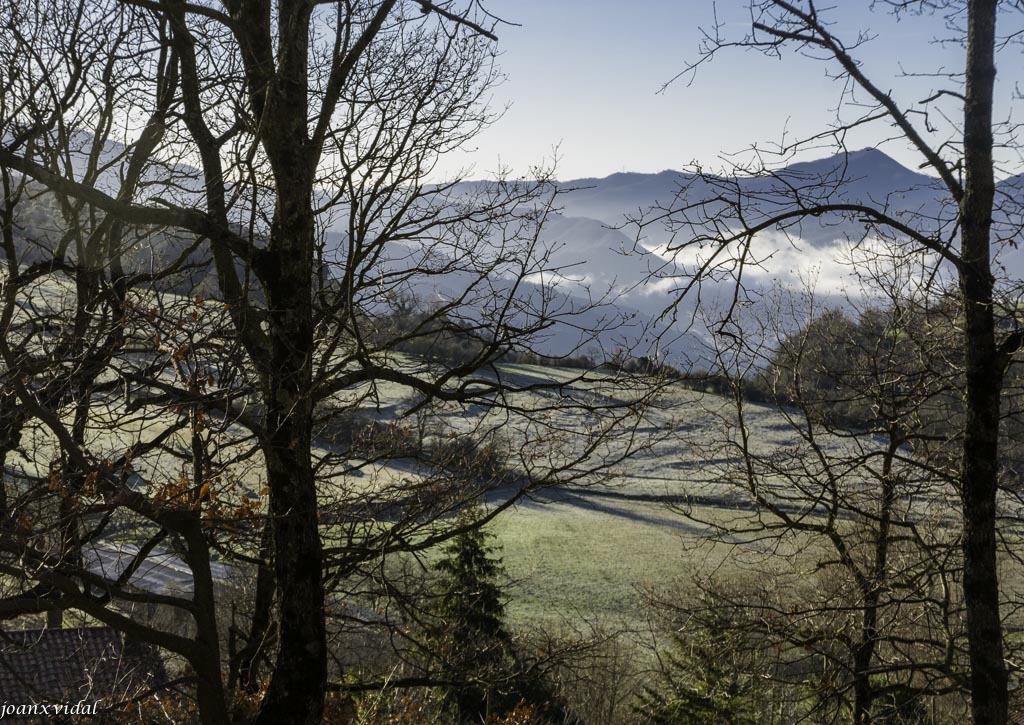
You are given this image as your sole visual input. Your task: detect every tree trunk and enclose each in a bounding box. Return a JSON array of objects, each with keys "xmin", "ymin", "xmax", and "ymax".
[
  {"xmin": 253, "ymin": 228, "xmax": 326, "ymax": 724},
  {"xmin": 960, "ymin": 2, "xmax": 1007, "ymax": 723},
  {"xmin": 182, "ymin": 520, "xmax": 231, "ymax": 725},
  {"xmin": 225, "ymin": 2, "xmax": 328, "ymax": 720},
  {"xmin": 253, "ymin": 113, "xmax": 326, "ymax": 725},
  {"xmin": 231, "ymin": 524, "xmax": 276, "ymax": 692}
]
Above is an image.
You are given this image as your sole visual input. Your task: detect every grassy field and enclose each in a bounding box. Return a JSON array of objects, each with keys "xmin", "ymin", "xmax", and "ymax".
[
  {"xmin": 474, "ymin": 368, "xmax": 819, "ymax": 631},
  {"xmin": 488, "ymin": 492, "xmax": 704, "ymax": 627},
  {"xmin": 301, "ymin": 359, "xmax": 948, "ymax": 633},
  {"xmin": 469, "ymin": 364, "xmax": 985, "ymax": 641},
  {"xmin": 3, "ymin": 289, "xmax": 979, "ymax": 641}
]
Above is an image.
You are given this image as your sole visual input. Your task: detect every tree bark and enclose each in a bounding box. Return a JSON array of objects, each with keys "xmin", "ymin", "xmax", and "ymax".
[
  {"xmin": 245, "ymin": 5, "xmax": 326, "ymax": 719},
  {"xmin": 255, "ymin": 240, "xmax": 327, "ymax": 723},
  {"xmin": 182, "ymin": 520, "xmax": 231, "ymax": 725},
  {"xmin": 231, "ymin": 523, "xmax": 276, "ymax": 692},
  {"xmin": 960, "ymin": 2, "xmax": 1007, "ymax": 723}
]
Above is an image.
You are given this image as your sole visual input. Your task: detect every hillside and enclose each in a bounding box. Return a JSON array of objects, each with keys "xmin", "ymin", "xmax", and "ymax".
[{"xmin": 18, "ymin": 144, "xmax": 1016, "ymax": 369}]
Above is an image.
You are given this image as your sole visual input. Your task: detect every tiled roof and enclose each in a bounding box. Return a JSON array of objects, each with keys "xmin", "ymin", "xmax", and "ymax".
[{"xmin": 0, "ymin": 627, "xmax": 165, "ymax": 709}]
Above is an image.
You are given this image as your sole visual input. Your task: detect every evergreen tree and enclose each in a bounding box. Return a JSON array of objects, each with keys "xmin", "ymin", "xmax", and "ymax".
[
  {"xmin": 429, "ymin": 525, "xmax": 516, "ymax": 722},
  {"xmin": 635, "ymin": 612, "xmax": 763, "ymax": 725}
]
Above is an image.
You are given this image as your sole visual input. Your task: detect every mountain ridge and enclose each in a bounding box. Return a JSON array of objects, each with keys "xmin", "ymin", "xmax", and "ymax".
[{"xmin": 15, "ymin": 140, "xmax": 1024, "ymax": 366}]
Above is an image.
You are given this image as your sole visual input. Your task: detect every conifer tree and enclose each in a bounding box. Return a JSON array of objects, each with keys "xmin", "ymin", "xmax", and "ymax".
[
  {"xmin": 429, "ymin": 525, "xmax": 515, "ymax": 722},
  {"xmin": 635, "ymin": 610, "xmax": 762, "ymax": 725}
]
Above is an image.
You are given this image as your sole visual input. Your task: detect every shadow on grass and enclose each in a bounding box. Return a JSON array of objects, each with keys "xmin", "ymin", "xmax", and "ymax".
[{"xmin": 510, "ymin": 486, "xmax": 716, "ymax": 537}]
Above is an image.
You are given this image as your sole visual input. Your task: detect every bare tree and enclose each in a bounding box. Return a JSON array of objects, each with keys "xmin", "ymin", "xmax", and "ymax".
[
  {"xmin": 679, "ymin": 278, "xmax": 971, "ymax": 722},
  {"xmin": 646, "ymin": 2, "xmax": 1023, "ymax": 722},
  {"xmin": 0, "ymin": 1, "xmax": 657, "ymax": 723}
]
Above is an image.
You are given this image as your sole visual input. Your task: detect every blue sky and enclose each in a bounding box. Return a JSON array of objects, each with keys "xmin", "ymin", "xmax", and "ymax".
[{"xmin": 437, "ymin": 1, "xmax": 1023, "ymax": 181}]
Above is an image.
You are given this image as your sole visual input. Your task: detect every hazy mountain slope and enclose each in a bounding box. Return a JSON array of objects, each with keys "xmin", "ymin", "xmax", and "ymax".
[
  {"xmin": 500, "ymin": 148, "xmax": 1024, "ymax": 291},
  {"xmin": 18, "ymin": 142, "xmax": 1024, "ymax": 365},
  {"xmin": 554, "ymin": 148, "xmax": 952, "ymax": 246}
]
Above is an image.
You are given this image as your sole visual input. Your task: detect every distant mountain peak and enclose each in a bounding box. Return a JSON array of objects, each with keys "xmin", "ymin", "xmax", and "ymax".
[
  {"xmin": 842, "ymin": 147, "xmax": 917, "ymax": 173},
  {"xmin": 566, "ymin": 168, "xmax": 683, "ymax": 188},
  {"xmin": 776, "ymin": 146, "xmax": 934, "ymax": 191},
  {"xmin": 846, "ymin": 146, "xmax": 898, "ymax": 162}
]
